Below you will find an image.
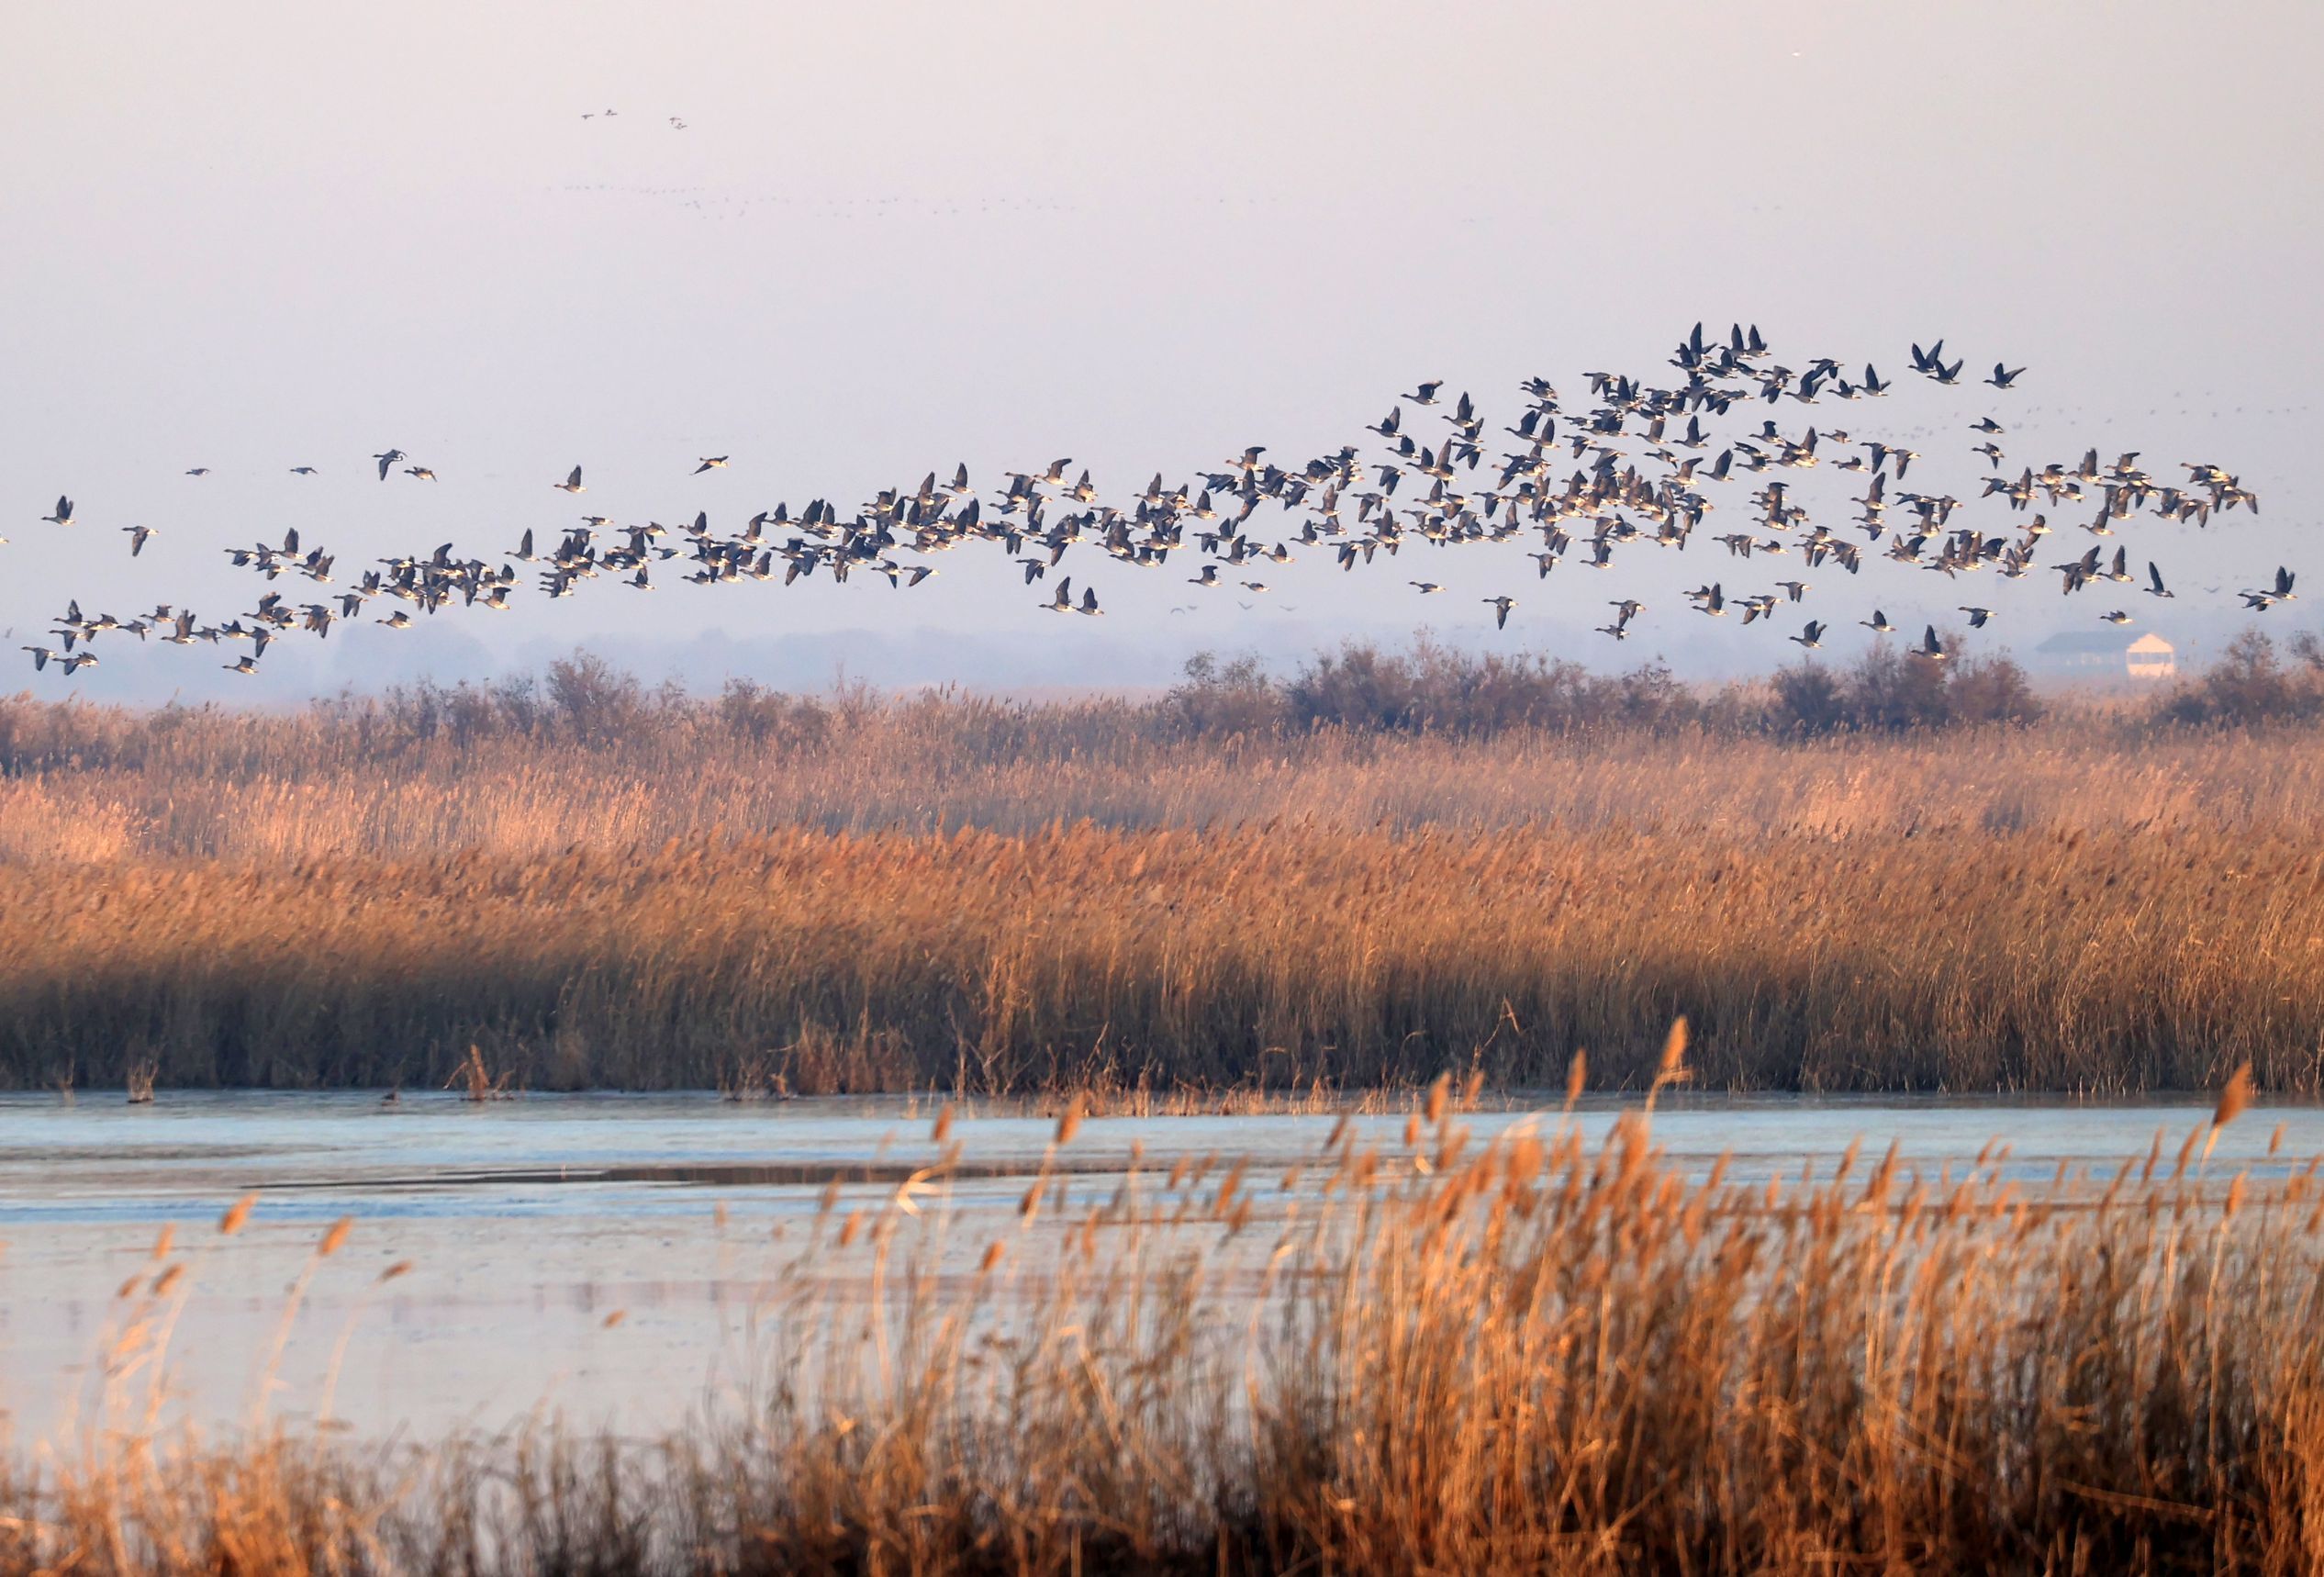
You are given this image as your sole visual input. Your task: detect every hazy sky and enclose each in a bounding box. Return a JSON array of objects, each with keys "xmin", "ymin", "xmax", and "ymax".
[{"xmin": 5, "ymin": 1, "xmax": 2318, "ymax": 697}]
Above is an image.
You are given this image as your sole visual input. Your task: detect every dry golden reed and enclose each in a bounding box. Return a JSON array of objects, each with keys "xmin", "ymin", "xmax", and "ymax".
[
  {"xmin": 13, "ymin": 1103, "xmax": 2324, "ymax": 1574},
  {"xmin": 0, "ymin": 689, "xmax": 2317, "ymax": 1096}
]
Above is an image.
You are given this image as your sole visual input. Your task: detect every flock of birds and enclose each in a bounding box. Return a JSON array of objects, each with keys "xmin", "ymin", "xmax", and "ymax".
[{"xmin": 19, "ymin": 321, "xmax": 2289, "ymax": 682}]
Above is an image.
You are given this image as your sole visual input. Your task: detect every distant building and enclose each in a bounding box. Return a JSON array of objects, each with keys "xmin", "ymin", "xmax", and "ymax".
[{"xmin": 2034, "ymin": 629, "xmax": 2176, "ymax": 680}]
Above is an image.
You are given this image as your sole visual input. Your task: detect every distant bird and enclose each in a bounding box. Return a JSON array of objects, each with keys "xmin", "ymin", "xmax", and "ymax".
[
  {"xmin": 553, "ymin": 466, "xmax": 586, "ymax": 493},
  {"xmin": 2145, "ymin": 562, "xmax": 2174, "ymax": 598},
  {"xmin": 1960, "ymin": 606, "xmax": 1994, "ymax": 628},
  {"xmin": 21, "ymin": 646, "xmax": 50, "ymax": 672},
  {"xmin": 669, "ymin": 117, "xmax": 687, "ymax": 129},
  {"xmin": 1861, "ymin": 609, "xmax": 1895, "ymax": 634},
  {"xmin": 1402, "ymin": 381, "xmax": 1443, "ymax": 406},
  {"xmin": 1043, "ymin": 576, "xmax": 1074, "ymax": 613},
  {"xmin": 376, "ymin": 610, "xmax": 413, "ymax": 629},
  {"xmin": 403, "ymin": 465, "xmax": 437, "ymax": 481},
  {"xmin": 1483, "ymin": 595, "xmax": 1515, "ymax": 629},
  {"xmin": 184, "ymin": 467, "xmax": 211, "ymax": 477},
  {"xmin": 1077, "ymin": 586, "xmax": 1102, "ymax": 616},
  {"xmin": 41, "ymin": 496, "xmax": 73, "ymax": 526},
  {"xmin": 373, "ymin": 449, "xmax": 407, "ymax": 480},
  {"xmin": 224, "ymin": 654, "xmax": 259, "ymax": 676},
  {"xmin": 1985, "ymin": 363, "xmax": 2025, "ymax": 389},
  {"xmin": 1789, "ymin": 621, "xmax": 1826, "ymax": 649},
  {"xmin": 1409, "ymin": 581, "xmax": 1443, "ymax": 594},
  {"xmin": 1971, "ymin": 417, "xmax": 2005, "ymax": 433},
  {"xmin": 2099, "ymin": 610, "xmax": 2132, "ymax": 625},
  {"xmin": 124, "ymin": 525, "xmax": 156, "ymax": 557},
  {"xmin": 289, "ymin": 466, "xmax": 318, "ymax": 475},
  {"xmin": 61, "ymin": 654, "xmax": 97, "ymax": 675},
  {"xmin": 694, "ymin": 456, "xmax": 729, "ymax": 474},
  {"xmin": 1912, "ymin": 624, "xmax": 1947, "ymax": 660}
]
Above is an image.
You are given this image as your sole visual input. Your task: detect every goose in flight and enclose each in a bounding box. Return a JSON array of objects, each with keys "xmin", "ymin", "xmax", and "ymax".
[
  {"xmin": 1042, "ymin": 576, "xmax": 1074, "ymax": 612},
  {"xmin": 694, "ymin": 456, "xmax": 730, "ymax": 474},
  {"xmin": 124, "ymin": 525, "xmax": 156, "ymax": 557},
  {"xmin": 1402, "ymin": 381, "xmax": 1443, "ymax": 406},
  {"xmin": 403, "ymin": 465, "xmax": 437, "ymax": 481},
  {"xmin": 374, "ymin": 449, "xmax": 407, "ymax": 480},
  {"xmin": 1595, "ymin": 603, "xmax": 1637, "ymax": 640},
  {"xmin": 184, "ymin": 466, "xmax": 211, "ymax": 476},
  {"xmin": 1985, "ymin": 363, "xmax": 2025, "ymax": 389},
  {"xmin": 1959, "ymin": 606, "xmax": 1994, "ymax": 628},
  {"xmin": 1789, "ymin": 621, "xmax": 1826, "ymax": 649},
  {"xmin": 224, "ymin": 654, "xmax": 259, "ymax": 676},
  {"xmin": 2145, "ymin": 562, "xmax": 2174, "ymax": 598},
  {"xmin": 2099, "ymin": 610, "xmax": 2132, "ymax": 625},
  {"xmin": 2238, "ymin": 567, "xmax": 2296, "ymax": 610},
  {"xmin": 1860, "ymin": 609, "xmax": 1895, "ymax": 634},
  {"xmin": 289, "ymin": 465, "xmax": 319, "ymax": 475},
  {"xmin": 21, "ymin": 646, "xmax": 50, "ymax": 672},
  {"xmin": 41, "ymin": 496, "xmax": 73, "ymax": 525},
  {"xmin": 1077, "ymin": 586, "xmax": 1102, "ymax": 616},
  {"xmin": 376, "ymin": 610, "xmax": 413, "ymax": 629},
  {"xmin": 1408, "ymin": 581, "xmax": 1443, "ymax": 594},
  {"xmin": 1912, "ymin": 625, "xmax": 1947, "ymax": 660},
  {"xmin": 553, "ymin": 466, "xmax": 586, "ymax": 493},
  {"xmin": 1483, "ymin": 595, "xmax": 1515, "ymax": 629},
  {"xmin": 61, "ymin": 653, "xmax": 98, "ymax": 675}
]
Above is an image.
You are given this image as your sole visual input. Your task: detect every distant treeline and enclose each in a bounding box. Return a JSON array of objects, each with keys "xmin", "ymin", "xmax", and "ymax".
[{"xmin": 0, "ymin": 631, "xmax": 2319, "ymax": 777}]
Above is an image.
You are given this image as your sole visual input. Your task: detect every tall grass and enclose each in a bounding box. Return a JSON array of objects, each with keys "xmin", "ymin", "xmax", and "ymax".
[
  {"xmin": 1, "ymin": 658, "xmax": 2320, "ymax": 1091},
  {"xmin": 4, "ymin": 816, "xmax": 2319, "ymax": 1093},
  {"xmin": 12, "ymin": 1093, "xmax": 2324, "ymax": 1572}
]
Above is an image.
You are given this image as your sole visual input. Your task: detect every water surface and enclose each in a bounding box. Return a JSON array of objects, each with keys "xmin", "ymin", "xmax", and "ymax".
[{"xmin": 0, "ymin": 1090, "xmax": 2301, "ymax": 1445}]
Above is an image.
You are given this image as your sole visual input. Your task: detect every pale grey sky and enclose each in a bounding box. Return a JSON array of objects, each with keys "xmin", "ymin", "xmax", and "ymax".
[{"xmin": 4, "ymin": 1, "xmax": 2318, "ymax": 696}]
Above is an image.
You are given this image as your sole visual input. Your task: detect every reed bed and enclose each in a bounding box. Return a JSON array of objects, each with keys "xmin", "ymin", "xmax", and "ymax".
[
  {"xmin": 12, "ymin": 1081, "xmax": 2324, "ymax": 1573},
  {"xmin": 1, "ymin": 681, "xmax": 2320, "ymax": 1092}
]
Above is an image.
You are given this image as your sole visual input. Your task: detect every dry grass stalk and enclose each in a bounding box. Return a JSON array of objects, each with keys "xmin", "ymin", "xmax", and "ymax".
[{"xmin": 17, "ymin": 1102, "xmax": 2324, "ymax": 1574}]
